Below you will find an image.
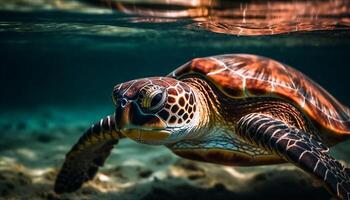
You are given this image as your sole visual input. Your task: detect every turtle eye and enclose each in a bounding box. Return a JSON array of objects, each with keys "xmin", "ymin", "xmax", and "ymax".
[
  {"xmin": 139, "ymin": 87, "xmax": 167, "ymax": 112},
  {"xmin": 150, "ymin": 92, "xmax": 163, "ymax": 108}
]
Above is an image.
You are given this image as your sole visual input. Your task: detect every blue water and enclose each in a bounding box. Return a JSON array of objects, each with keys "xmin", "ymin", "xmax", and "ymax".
[{"xmin": 1, "ymin": 9, "xmax": 349, "ymax": 110}]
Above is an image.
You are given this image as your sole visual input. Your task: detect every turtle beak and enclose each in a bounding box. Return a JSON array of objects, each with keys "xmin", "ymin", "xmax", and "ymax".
[
  {"xmin": 115, "ymin": 99, "xmax": 131, "ymax": 131},
  {"xmin": 116, "ymin": 101, "xmax": 171, "ymax": 143}
]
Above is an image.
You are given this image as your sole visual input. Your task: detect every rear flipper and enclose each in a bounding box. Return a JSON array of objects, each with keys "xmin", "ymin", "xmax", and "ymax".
[
  {"xmin": 236, "ymin": 113, "xmax": 350, "ymax": 200},
  {"xmin": 54, "ymin": 115, "xmax": 124, "ymax": 194}
]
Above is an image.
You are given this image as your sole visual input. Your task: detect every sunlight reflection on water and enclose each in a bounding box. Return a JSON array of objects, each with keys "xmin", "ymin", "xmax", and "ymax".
[{"xmin": 91, "ymin": 0, "xmax": 350, "ymax": 35}]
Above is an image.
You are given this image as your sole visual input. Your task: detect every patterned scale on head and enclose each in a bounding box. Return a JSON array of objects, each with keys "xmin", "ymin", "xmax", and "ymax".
[{"xmin": 112, "ymin": 77, "xmax": 199, "ymax": 144}]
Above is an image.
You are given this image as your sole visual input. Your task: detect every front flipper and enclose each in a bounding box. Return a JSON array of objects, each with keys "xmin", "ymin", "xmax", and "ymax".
[
  {"xmin": 236, "ymin": 113, "xmax": 350, "ymax": 199},
  {"xmin": 54, "ymin": 115, "xmax": 124, "ymax": 194}
]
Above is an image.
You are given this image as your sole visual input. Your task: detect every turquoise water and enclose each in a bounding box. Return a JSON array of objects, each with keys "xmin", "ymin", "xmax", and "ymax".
[
  {"xmin": 1, "ymin": 6, "xmax": 350, "ymax": 110},
  {"xmin": 0, "ymin": 0, "xmax": 350, "ymax": 199}
]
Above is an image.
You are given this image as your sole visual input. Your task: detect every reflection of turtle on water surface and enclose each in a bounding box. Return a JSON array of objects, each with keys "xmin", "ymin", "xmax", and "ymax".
[
  {"xmin": 89, "ymin": 0, "xmax": 350, "ymax": 36},
  {"xmin": 55, "ymin": 54, "xmax": 350, "ymax": 199}
]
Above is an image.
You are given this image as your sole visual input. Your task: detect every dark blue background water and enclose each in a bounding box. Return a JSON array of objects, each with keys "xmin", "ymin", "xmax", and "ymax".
[{"xmin": 1, "ymin": 10, "xmax": 349, "ymax": 112}]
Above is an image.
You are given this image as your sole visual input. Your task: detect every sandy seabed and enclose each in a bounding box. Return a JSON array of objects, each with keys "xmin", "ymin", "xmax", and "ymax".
[{"xmin": 0, "ymin": 107, "xmax": 348, "ymax": 200}]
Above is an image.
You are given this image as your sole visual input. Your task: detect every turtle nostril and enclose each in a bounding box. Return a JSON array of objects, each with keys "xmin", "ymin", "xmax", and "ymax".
[{"xmin": 120, "ymin": 98, "xmax": 128, "ymax": 107}]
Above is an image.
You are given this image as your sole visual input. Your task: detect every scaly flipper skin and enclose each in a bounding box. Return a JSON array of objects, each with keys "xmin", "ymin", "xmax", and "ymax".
[
  {"xmin": 54, "ymin": 115, "xmax": 123, "ymax": 194},
  {"xmin": 236, "ymin": 113, "xmax": 350, "ymax": 200}
]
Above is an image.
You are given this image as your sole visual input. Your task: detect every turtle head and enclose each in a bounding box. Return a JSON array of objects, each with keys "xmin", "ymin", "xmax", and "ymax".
[{"xmin": 112, "ymin": 77, "xmax": 199, "ymax": 145}]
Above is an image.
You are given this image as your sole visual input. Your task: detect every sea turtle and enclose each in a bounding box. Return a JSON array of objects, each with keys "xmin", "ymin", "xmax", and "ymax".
[{"xmin": 54, "ymin": 54, "xmax": 350, "ymax": 199}]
